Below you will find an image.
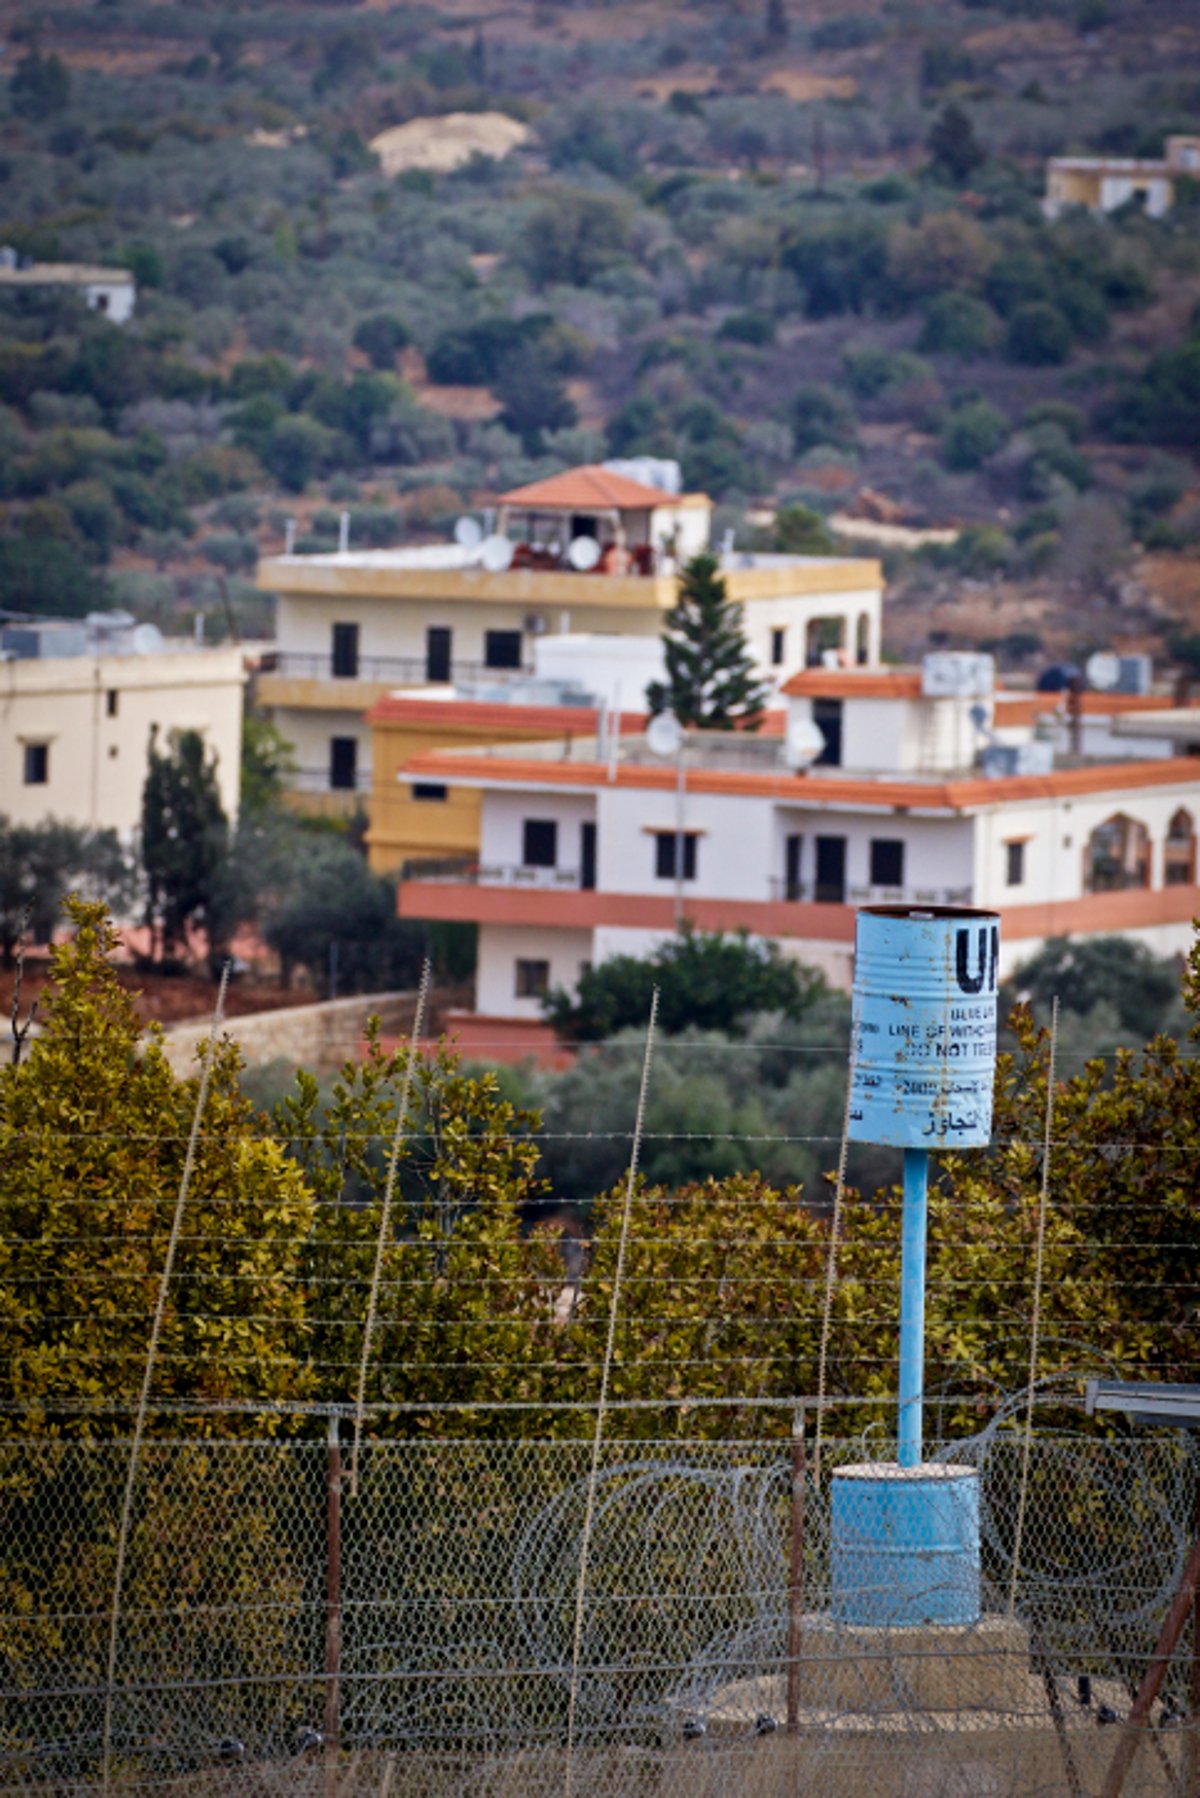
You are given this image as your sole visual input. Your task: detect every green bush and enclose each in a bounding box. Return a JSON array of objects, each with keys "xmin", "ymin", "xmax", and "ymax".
[
  {"xmin": 939, "ymin": 400, "xmax": 1010, "ymax": 470},
  {"xmin": 1006, "ymin": 301, "xmax": 1071, "ymax": 365},
  {"xmin": 918, "ymin": 292, "xmax": 998, "ymax": 356},
  {"xmin": 716, "ymin": 309, "xmax": 775, "ymax": 346},
  {"xmin": 792, "ymin": 382, "xmax": 856, "ymax": 455}
]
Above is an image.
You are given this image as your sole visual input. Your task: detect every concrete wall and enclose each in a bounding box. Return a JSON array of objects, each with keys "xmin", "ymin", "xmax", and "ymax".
[
  {"xmin": 475, "ymin": 922, "xmax": 593, "ymax": 1018},
  {"xmin": 160, "ymin": 989, "xmax": 418, "ymax": 1077}
]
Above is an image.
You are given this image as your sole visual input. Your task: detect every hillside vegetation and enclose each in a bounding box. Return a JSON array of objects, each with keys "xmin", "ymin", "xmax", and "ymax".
[{"xmin": 2, "ymin": 0, "xmax": 1200, "ymax": 668}]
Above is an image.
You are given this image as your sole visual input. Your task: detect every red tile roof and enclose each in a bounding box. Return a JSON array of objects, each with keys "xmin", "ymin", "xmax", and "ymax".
[
  {"xmin": 497, "ymin": 465, "xmax": 681, "ymax": 510},
  {"xmin": 781, "ymin": 669, "xmax": 923, "ymax": 698}
]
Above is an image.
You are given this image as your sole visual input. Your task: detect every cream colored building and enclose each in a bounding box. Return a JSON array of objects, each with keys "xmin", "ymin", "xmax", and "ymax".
[
  {"xmin": 256, "ymin": 464, "xmax": 883, "ymax": 813},
  {"xmin": 0, "ymin": 255, "xmax": 137, "ymax": 322},
  {"xmin": 1043, "ymin": 134, "xmax": 1200, "ymax": 219},
  {"xmin": 1, "ymin": 632, "xmax": 244, "ymax": 836}
]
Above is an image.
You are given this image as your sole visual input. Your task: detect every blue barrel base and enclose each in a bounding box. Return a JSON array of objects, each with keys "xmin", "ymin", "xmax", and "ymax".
[{"xmin": 831, "ymin": 1462, "xmax": 980, "ymax": 1628}]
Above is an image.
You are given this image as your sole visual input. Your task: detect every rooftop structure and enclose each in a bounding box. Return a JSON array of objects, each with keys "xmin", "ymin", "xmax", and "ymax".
[{"xmin": 255, "ymin": 463, "xmax": 882, "ymax": 815}]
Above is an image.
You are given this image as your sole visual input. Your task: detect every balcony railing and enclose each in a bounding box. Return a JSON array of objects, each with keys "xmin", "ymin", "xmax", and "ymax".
[
  {"xmin": 402, "ymin": 858, "xmax": 583, "ymax": 890},
  {"xmin": 290, "ymin": 766, "xmax": 371, "ymax": 794},
  {"xmin": 769, "ymin": 880, "xmax": 975, "ymax": 906},
  {"xmin": 267, "ymin": 653, "xmax": 535, "ymax": 685}
]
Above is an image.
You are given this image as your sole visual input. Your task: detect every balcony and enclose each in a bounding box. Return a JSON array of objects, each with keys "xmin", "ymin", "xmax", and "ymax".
[
  {"xmin": 283, "ymin": 766, "xmax": 370, "ymax": 820},
  {"xmin": 270, "ymin": 651, "xmax": 535, "ymax": 684},
  {"xmin": 769, "ymin": 879, "xmax": 975, "ymax": 906},
  {"xmin": 402, "ymin": 857, "xmax": 584, "ymax": 890}
]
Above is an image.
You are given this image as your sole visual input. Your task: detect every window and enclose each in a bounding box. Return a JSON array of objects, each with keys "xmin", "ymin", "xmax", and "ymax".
[
  {"xmin": 23, "ymin": 743, "xmax": 48, "ymax": 785},
  {"xmin": 412, "ymin": 783, "xmax": 448, "ymax": 802},
  {"xmin": 1005, "ymin": 840, "xmax": 1026, "ymax": 887},
  {"xmin": 522, "ymin": 819, "xmax": 558, "ymax": 867},
  {"xmin": 771, "ymin": 627, "xmax": 786, "ymax": 667},
  {"xmin": 106, "ymin": 689, "xmax": 119, "ymax": 718},
  {"xmin": 426, "ymin": 627, "xmax": 452, "ymax": 683},
  {"xmin": 1084, "ymin": 813, "xmax": 1150, "ymax": 893},
  {"xmin": 329, "ymin": 737, "xmax": 358, "ymax": 791},
  {"xmin": 812, "ymin": 698, "xmax": 843, "ymax": 767},
  {"xmin": 331, "ymin": 622, "xmax": 360, "ymax": 679},
  {"xmin": 485, "ymin": 629, "xmax": 523, "ymax": 670},
  {"xmin": 1164, "ymin": 809, "xmax": 1196, "ymax": 886},
  {"xmin": 869, "ymin": 839, "xmax": 905, "ymax": 888},
  {"xmin": 515, "ymin": 959, "xmax": 550, "ymax": 999},
  {"xmin": 654, "ymin": 832, "xmax": 698, "ymax": 880}
]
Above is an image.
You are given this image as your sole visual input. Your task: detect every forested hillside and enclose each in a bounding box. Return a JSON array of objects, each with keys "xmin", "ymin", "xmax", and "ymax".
[{"xmin": 3, "ymin": 0, "xmax": 1200, "ymax": 668}]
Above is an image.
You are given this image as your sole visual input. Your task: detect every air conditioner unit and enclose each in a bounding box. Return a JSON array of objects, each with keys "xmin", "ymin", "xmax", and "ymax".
[{"xmin": 524, "ymin": 613, "xmax": 548, "ymax": 636}]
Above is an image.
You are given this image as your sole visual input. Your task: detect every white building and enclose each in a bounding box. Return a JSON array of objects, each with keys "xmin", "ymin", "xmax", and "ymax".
[
  {"xmin": 256, "ymin": 464, "xmax": 882, "ymax": 811},
  {"xmin": 0, "ymin": 253, "xmax": 137, "ymax": 322},
  {"xmin": 1043, "ymin": 135, "xmax": 1200, "ymax": 219},
  {"xmin": 1, "ymin": 617, "xmax": 243, "ymax": 836},
  {"xmin": 394, "ymin": 658, "xmax": 1200, "ymax": 1052}
]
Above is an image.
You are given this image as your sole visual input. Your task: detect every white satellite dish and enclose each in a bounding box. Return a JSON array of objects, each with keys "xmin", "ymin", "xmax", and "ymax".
[
  {"xmin": 783, "ymin": 716, "xmax": 825, "ymax": 770},
  {"xmin": 454, "ymin": 515, "xmax": 482, "ymax": 549},
  {"xmin": 567, "ymin": 534, "xmax": 601, "ymax": 572},
  {"xmin": 645, "ymin": 711, "xmax": 683, "ymax": 759},
  {"xmin": 1086, "ymin": 650, "xmax": 1121, "ymax": 692},
  {"xmin": 132, "ymin": 623, "xmax": 164, "ymax": 655},
  {"xmin": 480, "ymin": 534, "xmax": 514, "ymax": 573}
]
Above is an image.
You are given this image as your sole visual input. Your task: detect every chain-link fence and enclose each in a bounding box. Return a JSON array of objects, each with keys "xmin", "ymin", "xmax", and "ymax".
[{"xmin": 0, "ymin": 1422, "xmax": 1197, "ymax": 1796}]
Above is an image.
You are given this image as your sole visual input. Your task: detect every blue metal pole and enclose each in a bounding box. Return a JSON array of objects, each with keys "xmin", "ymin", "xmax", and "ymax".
[{"xmin": 899, "ymin": 1147, "xmax": 929, "ymax": 1468}]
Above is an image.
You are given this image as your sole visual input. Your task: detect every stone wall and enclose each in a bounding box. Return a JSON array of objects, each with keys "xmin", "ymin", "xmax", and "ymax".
[{"xmin": 161, "ymin": 989, "xmax": 419, "ymax": 1076}]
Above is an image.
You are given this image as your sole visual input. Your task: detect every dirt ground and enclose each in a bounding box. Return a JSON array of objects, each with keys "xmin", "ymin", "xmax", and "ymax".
[{"xmin": 2, "ymin": 957, "xmax": 311, "ymax": 1036}]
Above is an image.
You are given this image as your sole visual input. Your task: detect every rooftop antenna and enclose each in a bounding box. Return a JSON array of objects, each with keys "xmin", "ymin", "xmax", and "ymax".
[
  {"xmin": 338, "ymin": 510, "xmax": 350, "ymax": 555},
  {"xmin": 284, "ymin": 517, "xmax": 296, "ymax": 555}
]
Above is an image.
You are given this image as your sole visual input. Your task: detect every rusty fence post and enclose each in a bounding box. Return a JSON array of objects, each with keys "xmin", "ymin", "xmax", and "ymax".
[
  {"xmin": 1101, "ymin": 1527, "xmax": 1200, "ymax": 1798},
  {"xmin": 786, "ymin": 1407, "xmax": 807, "ymax": 1734},
  {"xmin": 325, "ymin": 1415, "xmax": 343, "ymax": 1798}
]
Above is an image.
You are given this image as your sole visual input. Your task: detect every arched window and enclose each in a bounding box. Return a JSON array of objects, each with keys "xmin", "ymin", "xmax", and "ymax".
[
  {"xmin": 1084, "ymin": 814, "xmax": 1150, "ymax": 893},
  {"xmin": 1164, "ymin": 808, "xmax": 1196, "ymax": 886}
]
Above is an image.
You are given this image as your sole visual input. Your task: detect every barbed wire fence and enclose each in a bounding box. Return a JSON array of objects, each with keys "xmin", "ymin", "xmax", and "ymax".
[{"xmin": 1, "ymin": 980, "xmax": 1198, "ymax": 1794}]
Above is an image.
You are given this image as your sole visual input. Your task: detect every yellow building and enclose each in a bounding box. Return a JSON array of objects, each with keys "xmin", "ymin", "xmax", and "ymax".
[
  {"xmin": 1043, "ymin": 134, "xmax": 1200, "ymax": 219},
  {"xmin": 365, "ymin": 694, "xmax": 630, "ymax": 873}
]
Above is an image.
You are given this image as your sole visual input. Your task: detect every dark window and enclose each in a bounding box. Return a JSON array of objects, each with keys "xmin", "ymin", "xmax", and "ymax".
[
  {"xmin": 814, "ymin": 835, "xmax": 846, "ymax": 903},
  {"xmin": 580, "ymin": 821, "xmax": 597, "ymax": 891},
  {"xmin": 771, "ymin": 627, "xmax": 786, "ymax": 667},
  {"xmin": 654, "ymin": 832, "xmax": 699, "ymax": 880},
  {"xmin": 785, "ymin": 833, "xmax": 803, "ymax": 901},
  {"xmin": 1006, "ymin": 840, "xmax": 1026, "ymax": 887},
  {"xmin": 570, "ymin": 514, "xmax": 599, "ymax": 542},
  {"xmin": 522, "ymin": 819, "xmax": 558, "ymax": 867},
  {"xmin": 23, "ymin": 743, "xmax": 48, "ymax": 785},
  {"xmin": 412, "ymin": 783, "xmax": 447, "ymax": 802},
  {"xmin": 485, "ymin": 629, "xmax": 523, "ymax": 670},
  {"xmin": 426, "ymin": 626, "xmax": 452, "ymax": 683},
  {"xmin": 94, "ymin": 292, "xmax": 108, "ymax": 313},
  {"xmin": 870, "ymin": 838, "xmax": 905, "ymax": 888},
  {"xmin": 812, "ymin": 698, "xmax": 843, "ymax": 767},
  {"xmin": 331, "ymin": 622, "xmax": 360, "ymax": 679},
  {"xmin": 106, "ymin": 689, "xmax": 119, "ymax": 718},
  {"xmin": 329, "ymin": 737, "xmax": 358, "ymax": 790},
  {"xmin": 515, "ymin": 958, "xmax": 550, "ymax": 998}
]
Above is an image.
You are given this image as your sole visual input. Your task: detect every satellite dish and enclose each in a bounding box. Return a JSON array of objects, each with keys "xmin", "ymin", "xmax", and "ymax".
[
  {"xmin": 645, "ymin": 712, "xmax": 683, "ymax": 759},
  {"xmin": 480, "ymin": 534, "xmax": 514, "ymax": 574},
  {"xmin": 783, "ymin": 716, "xmax": 825, "ymax": 770},
  {"xmin": 454, "ymin": 515, "xmax": 482, "ymax": 549},
  {"xmin": 567, "ymin": 534, "xmax": 601, "ymax": 572},
  {"xmin": 132, "ymin": 623, "xmax": 164, "ymax": 655},
  {"xmin": 1086, "ymin": 651, "xmax": 1121, "ymax": 692}
]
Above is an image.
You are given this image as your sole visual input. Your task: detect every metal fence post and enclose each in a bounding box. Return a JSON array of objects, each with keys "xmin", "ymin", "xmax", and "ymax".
[
  {"xmin": 786, "ymin": 1407, "xmax": 807, "ymax": 1733},
  {"xmin": 1188, "ymin": 1464, "xmax": 1200, "ymax": 1798},
  {"xmin": 325, "ymin": 1416, "xmax": 342, "ymax": 1798}
]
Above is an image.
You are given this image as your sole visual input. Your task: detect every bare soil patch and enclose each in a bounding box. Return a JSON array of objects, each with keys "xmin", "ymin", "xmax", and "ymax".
[{"xmin": 369, "ymin": 112, "xmax": 530, "ymax": 177}]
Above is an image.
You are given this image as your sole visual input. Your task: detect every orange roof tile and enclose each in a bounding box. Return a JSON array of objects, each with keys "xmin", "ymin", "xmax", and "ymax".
[
  {"xmin": 781, "ymin": 669, "xmax": 923, "ymax": 699},
  {"xmin": 497, "ymin": 465, "xmax": 683, "ymax": 511},
  {"xmin": 993, "ymin": 691, "xmax": 1188, "ymax": 726}
]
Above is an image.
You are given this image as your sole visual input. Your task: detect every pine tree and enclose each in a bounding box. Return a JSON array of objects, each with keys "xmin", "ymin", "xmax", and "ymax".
[
  {"xmin": 927, "ymin": 102, "xmax": 985, "ymax": 186},
  {"xmin": 647, "ymin": 552, "xmax": 769, "ymax": 730}
]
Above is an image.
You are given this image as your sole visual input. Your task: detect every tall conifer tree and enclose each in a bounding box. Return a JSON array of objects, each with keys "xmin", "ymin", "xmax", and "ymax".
[{"xmin": 647, "ymin": 552, "xmax": 769, "ymax": 730}]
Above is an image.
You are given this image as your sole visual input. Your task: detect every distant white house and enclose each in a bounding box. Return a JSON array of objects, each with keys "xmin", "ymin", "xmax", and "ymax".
[
  {"xmin": 1043, "ymin": 134, "xmax": 1200, "ymax": 220},
  {"xmin": 0, "ymin": 248, "xmax": 137, "ymax": 322}
]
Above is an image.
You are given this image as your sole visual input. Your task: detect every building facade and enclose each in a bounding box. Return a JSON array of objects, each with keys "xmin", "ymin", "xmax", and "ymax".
[
  {"xmin": 256, "ymin": 464, "xmax": 882, "ymax": 815},
  {"xmin": 393, "ymin": 661, "xmax": 1200, "ymax": 1047},
  {"xmin": 1043, "ymin": 135, "xmax": 1200, "ymax": 218},
  {"xmin": 0, "ymin": 255, "xmax": 137, "ymax": 322},
  {"xmin": 1, "ymin": 626, "xmax": 243, "ymax": 836}
]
